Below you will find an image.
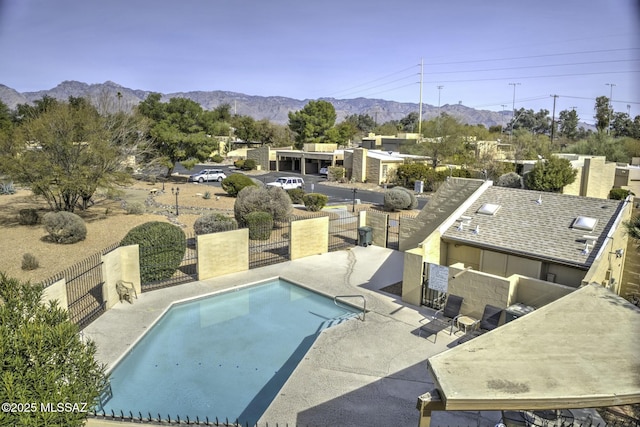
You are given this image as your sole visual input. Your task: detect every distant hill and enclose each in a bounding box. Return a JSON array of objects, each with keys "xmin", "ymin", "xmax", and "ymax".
[{"xmin": 0, "ymin": 80, "xmax": 511, "ymax": 127}]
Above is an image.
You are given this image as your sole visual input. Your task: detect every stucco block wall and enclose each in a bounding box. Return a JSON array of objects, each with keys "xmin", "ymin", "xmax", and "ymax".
[
  {"xmin": 423, "ymin": 230, "xmax": 442, "ymax": 265},
  {"xmin": 399, "ymin": 217, "xmax": 431, "ymax": 252},
  {"xmin": 352, "ymin": 148, "xmax": 367, "ymax": 183},
  {"xmin": 42, "ymin": 278, "xmax": 68, "ymax": 309},
  {"xmin": 102, "ymin": 245, "xmax": 140, "ymax": 309},
  {"xmin": 197, "ymin": 229, "xmax": 249, "ymax": 280},
  {"xmin": 366, "ymin": 211, "xmax": 389, "ymax": 247},
  {"xmin": 402, "ymin": 248, "xmax": 424, "ymax": 306},
  {"xmin": 366, "ymin": 157, "xmax": 382, "ymax": 184},
  {"xmin": 303, "ymin": 143, "xmax": 338, "ymax": 152},
  {"xmin": 582, "ymin": 157, "xmax": 616, "ymax": 199},
  {"xmin": 513, "ymin": 275, "xmax": 574, "ymax": 308},
  {"xmin": 447, "ymin": 264, "xmax": 512, "ymax": 319},
  {"xmin": 445, "ymin": 242, "xmax": 481, "ymax": 271},
  {"xmin": 247, "ymin": 146, "xmax": 271, "ymax": 171},
  {"xmin": 563, "ymin": 171, "xmax": 582, "ymax": 196},
  {"xmin": 290, "ymin": 217, "xmax": 329, "ymax": 260}
]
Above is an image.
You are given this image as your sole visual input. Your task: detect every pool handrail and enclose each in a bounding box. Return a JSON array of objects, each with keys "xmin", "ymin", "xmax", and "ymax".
[{"xmin": 334, "ymin": 294, "xmax": 366, "ymax": 321}]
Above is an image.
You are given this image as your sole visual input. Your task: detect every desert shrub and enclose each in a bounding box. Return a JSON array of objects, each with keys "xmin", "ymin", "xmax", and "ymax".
[
  {"xmin": 203, "ymin": 191, "xmax": 211, "ymax": 200},
  {"xmin": 384, "ymin": 188, "xmax": 412, "ymax": 211},
  {"xmin": 125, "ymin": 202, "xmax": 145, "ymax": 215},
  {"xmin": 210, "ymin": 154, "xmax": 224, "ymax": 163},
  {"xmin": 395, "ymin": 187, "xmax": 417, "ymax": 209},
  {"xmin": 609, "ymin": 188, "xmax": 632, "ymax": 200},
  {"xmin": 18, "ymin": 208, "xmax": 40, "ymax": 225},
  {"xmin": 194, "ymin": 213, "xmax": 238, "ymax": 235},
  {"xmin": 328, "ymin": 166, "xmax": 345, "ymax": 182},
  {"xmin": 496, "ymin": 172, "xmax": 523, "ymax": 188},
  {"xmin": 242, "ymin": 158, "xmax": 257, "ymax": 170},
  {"xmin": 120, "ymin": 221, "xmax": 186, "ymax": 283},
  {"xmin": 21, "ymin": 253, "xmax": 39, "ymax": 271},
  {"xmin": 0, "ymin": 181, "xmax": 15, "ymax": 195},
  {"xmin": 245, "ymin": 211, "xmax": 273, "ymax": 240},
  {"xmin": 42, "ymin": 211, "xmax": 87, "ymax": 244},
  {"xmin": 221, "ymin": 173, "xmax": 257, "ymax": 197},
  {"xmin": 303, "ymin": 193, "xmax": 328, "ymax": 211},
  {"xmin": 287, "ymin": 188, "xmax": 306, "ymax": 204},
  {"xmin": 234, "ymin": 186, "xmax": 292, "ymax": 226},
  {"xmin": 234, "ymin": 159, "xmax": 245, "ymax": 169}
]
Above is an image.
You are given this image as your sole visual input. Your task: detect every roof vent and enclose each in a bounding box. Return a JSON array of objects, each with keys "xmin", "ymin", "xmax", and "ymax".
[
  {"xmin": 477, "ymin": 203, "xmax": 501, "ymax": 216},
  {"xmin": 573, "ymin": 216, "xmax": 597, "ymax": 231}
]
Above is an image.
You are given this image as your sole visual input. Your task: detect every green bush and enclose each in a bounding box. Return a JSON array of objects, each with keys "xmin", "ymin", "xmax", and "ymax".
[
  {"xmin": 384, "ymin": 188, "xmax": 412, "ymax": 211},
  {"xmin": 194, "ymin": 213, "xmax": 238, "ymax": 235},
  {"xmin": 42, "ymin": 211, "xmax": 87, "ymax": 244},
  {"xmin": 328, "ymin": 166, "xmax": 345, "ymax": 182},
  {"xmin": 242, "ymin": 158, "xmax": 257, "ymax": 170},
  {"xmin": 395, "ymin": 187, "xmax": 417, "ymax": 209},
  {"xmin": 245, "ymin": 211, "xmax": 273, "ymax": 240},
  {"xmin": 120, "ymin": 221, "xmax": 186, "ymax": 283},
  {"xmin": 234, "ymin": 186, "xmax": 292, "ymax": 226},
  {"xmin": 609, "ymin": 188, "xmax": 632, "ymax": 200},
  {"xmin": 303, "ymin": 193, "xmax": 329, "ymax": 211},
  {"xmin": 210, "ymin": 154, "xmax": 224, "ymax": 163},
  {"xmin": 496, "ymin": 172, "xmax": 522, "ymax": 188},
  {"xmin": 287, "ymin": 188, "xmax": 306, "ymax": 204},
  {"xmin": 234, "ymin": 159, "xmax": 245, "ymax": 169},
  {"xmin": 125, "ymin": 202, "xmax": 145, "ymax": 215},
  {"xmin": 221, "ymin": 173, "xmax": 257, "ymax": 197},
  {"xmin": 203, "ymin": 191, "xmax": 211, "ymax": 200},
  {"xmin": 18, "ymin": 208, "xmax": 40, "ymax": 225},
  {"xmin": 21, "ymin": 253, "xmax": 39, "ymax": 271}
]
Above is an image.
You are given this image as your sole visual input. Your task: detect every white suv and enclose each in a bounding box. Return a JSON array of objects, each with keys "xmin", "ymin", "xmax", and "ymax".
[
  {"xmin": 188, "ymin": 169, "xmax": 227, "ymax": 183},
  {"xmin": 266, "ymin": 177, "xmax": 305, "ymax": 190}
]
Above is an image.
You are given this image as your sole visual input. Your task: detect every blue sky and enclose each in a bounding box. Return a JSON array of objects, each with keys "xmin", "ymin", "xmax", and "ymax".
[{"xmin": 0, "ymin": 0, "xmax": 638, "ymax": 124}]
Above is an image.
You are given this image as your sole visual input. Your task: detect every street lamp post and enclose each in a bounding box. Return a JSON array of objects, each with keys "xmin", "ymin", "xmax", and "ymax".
[
  {"xmin": 171, "ymin": 186, "xmax": 180, "ymax": 216},
  {"xmin": 351, "ymin": 188, "xmax": 358, "ymax": 213}
]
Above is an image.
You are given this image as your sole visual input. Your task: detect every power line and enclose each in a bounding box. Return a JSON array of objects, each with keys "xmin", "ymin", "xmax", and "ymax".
[
  {"xmin": 422, "ymin": 59, "xmax": 638, "ymax": 76},
  {"xmin": 325, "ymin": 65, "xmax": 417, "ymax": 97},
  {"xmin": 422, "ymin": 69, "xmax": 640, "ymax": 84}
]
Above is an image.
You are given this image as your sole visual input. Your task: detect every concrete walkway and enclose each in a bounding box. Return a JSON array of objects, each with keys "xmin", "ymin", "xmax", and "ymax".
[{"xmin": 84, "ymin": 246, "xmax": 503, "ymax": 426}]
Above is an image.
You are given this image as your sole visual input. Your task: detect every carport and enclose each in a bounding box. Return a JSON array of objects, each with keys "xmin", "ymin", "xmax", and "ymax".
[
  {"xmin": 417, "ymin": 283, "xmax": 640, "ymax": 426},
  {"xmin": 274, "ymin": 149, "xmax": 343, "ymax": 174}
]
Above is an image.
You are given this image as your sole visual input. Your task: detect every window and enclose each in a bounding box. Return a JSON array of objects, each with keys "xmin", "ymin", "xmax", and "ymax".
[
  {"xmin": 477, "ymin": 203, "xmax": 501, "ymax": 215},
  {"xmin": 572, "ymin": 216, "xmax": 597, "ymax": 231}
]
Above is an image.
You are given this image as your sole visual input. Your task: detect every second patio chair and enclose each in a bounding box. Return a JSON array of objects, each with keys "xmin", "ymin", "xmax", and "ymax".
[
  {"xmin": 419, "ymin": 294, "xmax": 464, "ymax": 338},
  {"xmin": 456, "ymin": 304, "xmax": 502, "ymax": 345}
]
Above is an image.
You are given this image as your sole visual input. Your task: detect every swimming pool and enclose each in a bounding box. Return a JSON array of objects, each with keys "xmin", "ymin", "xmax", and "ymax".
[{"xmin": 100, "ymin": 278, "xmax": 359, "ymax": 424}]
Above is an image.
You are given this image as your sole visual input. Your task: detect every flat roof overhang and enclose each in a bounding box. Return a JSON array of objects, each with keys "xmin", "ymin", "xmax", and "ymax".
[{"xmin": 423, "ymin": 284, "xmax": 640, "ymax": 411}]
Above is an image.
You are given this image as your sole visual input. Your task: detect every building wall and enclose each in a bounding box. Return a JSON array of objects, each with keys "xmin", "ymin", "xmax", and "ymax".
[
  {"xmin": 303, "ymin": 143, "xmax": 338, "ymax": 152},
  {"xmin": 446, "ymin": 264, "xmax": 513, "ymax": 319},
  {"xmin": 352, "ymin": 148, "xmax": 367, "ymax": 182},
  {"xmin": 247, "ymin": 146, "xmax": 271, "ymax": 171},
  {"xmin": 290, "ymin": 217, "xmax": 329, "ymax": 260},
  {"xmin": 402, "ymin": 248, "xmax": 424, "ymax": 306},
  {"xmin": 366, "ymin": 157, "xmax": 382, "ymax": 184},
  {"xmin": 197, "ymin": 229, "xmax": 249, "ymax": 280},
  {"xmin": 102, "ymin": 245, "xmax": 140, "ymax": 309},
  {"xmin": 514, "ymin": 275, "xmax": 574, "ymax": 308},
  {"xmin": 366, "ymin": 211, "xmax": 389, "ymax": 247},
  {"xmin": 445, "ymin": 242, "xmax": 481, "ymax": 271},
  {"xmin": 582, "ymin": 157, "xmax": 617, "ymax": 199},
  {"xmin": 42, "ymin": 278, "xmax": 68, "ymax": 309}
]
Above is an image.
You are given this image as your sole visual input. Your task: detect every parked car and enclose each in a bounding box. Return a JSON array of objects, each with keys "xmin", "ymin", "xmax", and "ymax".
[
  {"xmin": 266, "ymin": 177, "xmax": 305, "ymax": 190},
  {"xmin": 188, "ymin": 169, "xmax": 227, "ymax": 183},
  {"xmin": 319, "ymin": 167, "xmax": 329, "ymax": 176}
]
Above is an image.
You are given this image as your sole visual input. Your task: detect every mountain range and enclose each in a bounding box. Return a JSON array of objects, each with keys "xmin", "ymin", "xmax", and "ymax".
[{"xmin": 0, "ymin": 80, "xmax": 510, "ymax": 128}]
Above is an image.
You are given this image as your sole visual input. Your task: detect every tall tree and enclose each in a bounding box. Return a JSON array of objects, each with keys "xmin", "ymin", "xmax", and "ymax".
[
  {"xmin": 344, "ymin": 114, "xmax": 376, "ymax": 134},
  {"xmin": 2, "ymin": 99, "xmax": 131, "ymax": 212},
  {"xmin": 137, "ymin": 94, "xmax": 222, "ymax": 175},
  {"xmin": 0, "ymin": 273, "xmax": 107, "ymax": 427},
  {"xmin": 411, "ymin": 114, "xmax": 467, "ymax": 167},
  {"xmin": 611, "ymin": 112, "xmax": 634, "ymax": 137},
  {"xmin": 287, "ymin": 100, "xmax": 337, "ymax": 147},
  {"xmin": 594, "ymin": 95, "xmax": 612, "ymax": 133},
  {"xmin": 399, "ymin": 112, "xmax": 420, "ymax": 132},
  {"xmin": 558, "ymin": 109, "xmax": 579, "ymax": 140},
  {"xmin": 524, "ymin": 155, "xmax": 577, "ymax": 193}
]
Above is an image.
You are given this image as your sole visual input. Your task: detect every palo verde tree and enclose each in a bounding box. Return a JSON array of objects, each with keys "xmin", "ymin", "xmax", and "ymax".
[
  {"xmin": 0, "ymin": 273, "xmax": 107, "ymax": 427},
  {"xmin": 524, "ymin": 155, "xmax": 577, "ymax": 193},
  {"xmin": 558, "ymin": 109, "xmax": 579, "ymax": 141},
  {"xmin": 137, "ymin": 93, "xmax": 228, "ymax": 175},
  {"xmin": 287, "ymin": 100, "xmax": 337, "ymax": 147},
  {"xmin": 594, "ymin": 96, "xmax": 613, "ymax": 133},
  {"xmin": 1, "ymin": 98, "xmax": 132, "ymax": 212}
]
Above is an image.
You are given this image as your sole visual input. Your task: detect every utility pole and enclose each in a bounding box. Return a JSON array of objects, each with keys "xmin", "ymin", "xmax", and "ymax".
[
  {"xmin": 501, "ymin": 104, "xmax": 507, "ymax": 134},
  {"xmin": 508, "ymin": 83, "xmax": 520, "ymax": 143},
  {"xmin": 437, "ymin": 85, "xmax": 444, "ymax": 139},
  {"xmin": 605, "ymin": 83, "xmax": 616, "ymax": 135},
  {"xmin": 418, "ymin": 58, "xmax": 424, "ymax": 137},
  {"xmin": 550, "ymin": 95, "xmax": 559, "ymax": 145}
]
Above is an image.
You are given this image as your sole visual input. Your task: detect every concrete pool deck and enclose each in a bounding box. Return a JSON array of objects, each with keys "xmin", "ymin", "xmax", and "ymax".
[{"xmin": 84, "ymin": 246, "xmax": 503, "ymax": 427}]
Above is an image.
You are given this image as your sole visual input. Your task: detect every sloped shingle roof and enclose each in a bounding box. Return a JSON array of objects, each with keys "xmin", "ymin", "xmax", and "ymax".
[{"xmin": 441, "ymin": 186, "xmax": 627, "ymax": 268}]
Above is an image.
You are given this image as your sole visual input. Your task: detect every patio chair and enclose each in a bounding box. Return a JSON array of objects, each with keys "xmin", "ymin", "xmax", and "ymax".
[
  {"xmin": 456, "ymin": 304, "xmax": 502, "ymax": 345},
  {"xmin": 500, "ymin": 410, "xmax": 528, "ymax": 427},
  {"xmin": 419, "ymin": 294, "xmax": 463, "ymax": 339},
  {"xmin": 116, "ymin": 280, "xmax": 137, "ymax": 304}
]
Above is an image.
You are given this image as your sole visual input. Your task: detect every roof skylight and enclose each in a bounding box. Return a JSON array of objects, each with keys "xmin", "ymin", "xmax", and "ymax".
[
  {"xmin": 477, "ymin": 203, "xmax": 501, "ymax": 216},
  {"xmin": 572, "ymin": 216, "xmax": 598, "ymax": 231}
]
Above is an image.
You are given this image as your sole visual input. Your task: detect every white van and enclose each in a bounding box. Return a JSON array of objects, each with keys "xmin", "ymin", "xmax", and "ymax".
[{"xmin": 266, "ymin": 177, "xmax": 305, "ymax": 190}]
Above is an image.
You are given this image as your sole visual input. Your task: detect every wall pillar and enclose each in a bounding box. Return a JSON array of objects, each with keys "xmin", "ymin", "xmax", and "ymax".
[{"xmin": 402, "ymin": 248, "xmax": 424, "ymax": 306}]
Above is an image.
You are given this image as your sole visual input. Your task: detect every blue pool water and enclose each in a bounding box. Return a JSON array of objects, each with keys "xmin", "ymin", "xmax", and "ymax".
[{"xmin": 101, "ymin": 278, "xmax": 358, "ymax": 424}]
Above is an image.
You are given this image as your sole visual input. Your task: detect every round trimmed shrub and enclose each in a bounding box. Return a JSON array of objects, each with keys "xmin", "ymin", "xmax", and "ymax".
[
  {"xmin": 245, "ymin": 211, "xmax": 273, "ymax": 240},
  {"xmin": 234, "ymin": 186, "xmax": 292, "ymax": 226},
  {"xmin": 242, "ymin": 158, "xmax": 257, "ymax": 170},
  {"xmin": 194, "ymin": 213, "xmax": 238, "ymax": 235},
  {"xmin": 210, "ymin": 154, "xmax": 224, "ymax": 163},
  {"xmin": 120, "ymin": 221, "xmax": 186, "ymax": 283},
  {"xmin": 287, "ymin": 188, "xmax": 306, "ymax": 204},
  {"xmin": 395, "ymin": 187, "xmax": 417, "ymax": 209},
  {"xmin": 221, "ymin": 173, "xmax": 257, "ymax": 197},
  {"xmin": 18, "ymin": 208, "xmax": 40, "ymax": 225},
  {"xmin": 125, "ymin": 202, "xmax": 145, "ymax": 215},
  {"xmin": 383, "ymin": 188, "xmax": 412, "ymax": 211},
  {"xmin": 303, "ymin": 193, "xmax": 328, "ymax": 212},
  {"xmin": 496, "ymin": 172, "xmax": 522, "ymax": 188},
  {"xmin": 42, "ymin": 211, "xmax": 87, "ymax": 244}
]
